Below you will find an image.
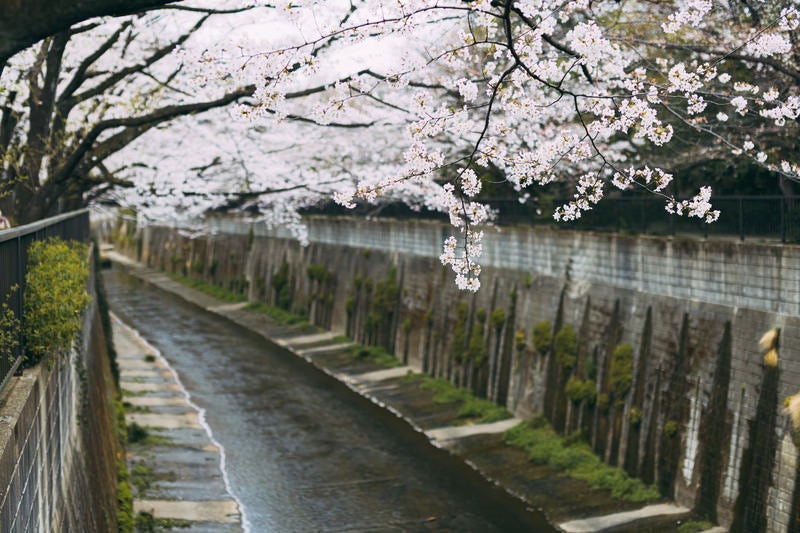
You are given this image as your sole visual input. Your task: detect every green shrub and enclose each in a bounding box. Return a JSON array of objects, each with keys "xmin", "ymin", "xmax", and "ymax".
[
  {"xmin": 0, "ymin": 287, "xmax": 20, "ymax": 362},
  {"xmin": 532, "ymin": 321, "xmax": 551, "ymax": 354},
  {"xmin": 514, "ymin": 329, "xmax": 527, "ymax": 351},
  {"xmin": 610, "ymin": 343, "xmax": 634, "ymax": 399},
  {"xmin": 628, "ymin": 407, "xmax": 643, "ymax": 426},
  {"xmin": 490, "ymin": 308, "xmax": 506, "ymax": 330},
  {"xmin": 117, "ymin": 477, "xmax": 134, "ymax": 533},
  {"xmin": 372, "ymin": 266, "xmax": 399, "ymax": 315},
  {"xmin": 553, "ymin": 325, "xmax": 577, "ymax": 369},
  {"xmin": 565, "ymin": 377, "xmax": 596, "ymax": 404},
  {"xmin": 451, "ymin": 303, "xmax": 469, "ymax": 362},
  {"xmin": 23, "ymin": 238, "xmax": 91, "ymax": 364},
  {"xmin": 271, "ymin": 261, "xmax": 292, "ymax": 310},
  {"xmin": 348, "ymin": 344, "xmax": 402, "ymax": 368},
  {"xmin": 307, "ymin": 263, "xmax": 330, "ymax": 282},
  {"xmin": 456, "ymin": 396, "xmax": 511, "ymax": 424},
  {"xmin": 467, "ymin": 323, "xmax": 486, "ymax": 364},
  {"xmin": 420, "ymin": 376, "xmax": 471, "ymax": 403}
]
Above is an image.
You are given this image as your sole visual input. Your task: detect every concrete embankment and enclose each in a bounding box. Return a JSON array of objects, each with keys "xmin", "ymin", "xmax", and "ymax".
[
  {"xmin": 100, "ymin": 214, "xmax": 800, "ymax": 532},
  {"xmin": 112, "ymin": 312, "xmax": 243, "ymax": 530},
  {"xmin": 104, "ymin": 249, "xmax": 707, "ymax": 532}
]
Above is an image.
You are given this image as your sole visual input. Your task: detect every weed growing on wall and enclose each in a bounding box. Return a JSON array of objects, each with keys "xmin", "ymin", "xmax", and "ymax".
[
  {"xmin": 23, "ymin": 238, "xmax": 90, "ymax": 365},
  {"xmin": 271, "ymin": 261, "xmax": 292, "ymax": 310},
  {"xmin": 565, "ymin": 377, "xmax": 596, "ymax": 404},
  {"xmin": 451, "ymin": 302, "xmax": 469, "ymax": 362},
  {"xmin": 610, "ymin": 343, "xmax": 634, "ymax": 405},
  {"xmin": 532, "ymin": 321, "xmax": 552, "ymax": 355},
  {"xmin": 554, "ymin": 325, "xmax": 577, "ymax": 370},
  {"xmin": 467, "ymin": 308, "xmax": 487, "ymax": 364}
]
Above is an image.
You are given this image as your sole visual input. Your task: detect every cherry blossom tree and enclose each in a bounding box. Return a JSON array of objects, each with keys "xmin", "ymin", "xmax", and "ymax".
[
  {"xmin": 0, "ymin": 4, "xmax": 271, "ymax": 223},
  {"xmin": 186, "ymin": 0, "xmax": 800, "ymax": 290},
  {"xmin": 3, "ymin": 0, "xmax": 800, "ymax": 291}
]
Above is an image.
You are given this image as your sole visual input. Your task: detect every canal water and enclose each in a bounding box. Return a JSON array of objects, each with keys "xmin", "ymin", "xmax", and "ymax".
[{"xmin": 103, "ymin": 267, "xmax": 555, "ymax": 532}]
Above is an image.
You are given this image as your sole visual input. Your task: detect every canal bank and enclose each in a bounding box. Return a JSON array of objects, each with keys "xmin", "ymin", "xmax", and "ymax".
[
  {"xmin": 102, "ymin": 248, "xmax": 707, "ymax": 532},
  {"xmin": 112, "ymin": 313, "xmax": 244, "ymax": 531}
]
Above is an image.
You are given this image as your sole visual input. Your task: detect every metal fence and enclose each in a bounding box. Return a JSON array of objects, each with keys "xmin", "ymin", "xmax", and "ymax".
[
  {"xmin": 490, "ymin": 195, "xmax": 800, "ymax": 242},
  {"xmin": 304, "ymin": 195, "xmax": 800, "ymax": 242},
  {"xmin": 0, "ymin": 210, "xmax": 90, "ymax": 393}
]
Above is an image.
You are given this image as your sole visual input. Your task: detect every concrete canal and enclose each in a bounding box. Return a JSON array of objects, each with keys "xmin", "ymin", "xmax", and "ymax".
[{"xmin": 103, "ymin": 266, "xmax": 554, "ymax": 532}]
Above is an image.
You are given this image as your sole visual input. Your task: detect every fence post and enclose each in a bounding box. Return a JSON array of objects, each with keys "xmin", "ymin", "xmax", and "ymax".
[{"xmin": 16, "ymin": 235, "xmax": 23, "ymax": 367}]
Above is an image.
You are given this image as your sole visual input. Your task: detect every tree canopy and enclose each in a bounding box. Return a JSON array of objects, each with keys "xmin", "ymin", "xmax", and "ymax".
[{"xmin": 2, "ymin": 0, "xmax": 799, "ymax": 290}]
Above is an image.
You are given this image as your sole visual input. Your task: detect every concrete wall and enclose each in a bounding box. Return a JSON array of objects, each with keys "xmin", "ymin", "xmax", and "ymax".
[
  {"xmin": 0, "ymin": 253, "xmax": 119, "ymax": 532},
  {"xmin": 123, "ymin": 216, "xmax": 800, "ymax": 532}
]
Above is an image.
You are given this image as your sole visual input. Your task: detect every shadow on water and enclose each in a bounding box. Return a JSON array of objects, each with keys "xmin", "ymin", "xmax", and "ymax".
[{"xmin": 103, "ymin": 266, "xmax": 556, "ymax": 532}]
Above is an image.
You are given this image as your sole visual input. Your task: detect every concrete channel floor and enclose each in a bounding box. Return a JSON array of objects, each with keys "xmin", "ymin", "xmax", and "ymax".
[
  {"xmin": 112, "ymin": 313, "xmax": 243, "ymax": 531},
  {"xmin": 104, "ymin": 249, "xmax": 723, "ymax": 532}
]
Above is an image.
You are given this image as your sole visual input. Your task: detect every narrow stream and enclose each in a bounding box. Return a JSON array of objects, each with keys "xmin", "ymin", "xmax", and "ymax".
[{"xmin": 103, "ymin": 266, "xmax": 555, "ymax": 532}]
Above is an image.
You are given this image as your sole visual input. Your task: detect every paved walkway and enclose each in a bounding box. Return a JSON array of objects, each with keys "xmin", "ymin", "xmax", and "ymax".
[
  {"xmin": 113, "ymin": 314, "xmax": 243, "ymax": 531},
  {"xmin": 559, "ymin": 503, "xmax": 690, "ymax": 532}
]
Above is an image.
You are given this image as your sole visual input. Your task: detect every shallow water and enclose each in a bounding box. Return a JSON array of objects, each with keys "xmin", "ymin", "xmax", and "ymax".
[{"xmin": 103, "ymin": 267, "xmax": 555, "ymax": 533}]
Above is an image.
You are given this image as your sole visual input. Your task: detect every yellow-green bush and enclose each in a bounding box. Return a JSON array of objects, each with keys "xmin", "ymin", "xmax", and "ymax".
[
  {"xmin": 532, "ymin": 320, "xmax": 552, "ymax": 354},
  {"xmin": 0, "ymin": 287, "xmax": 20, "ymax": 362},
  {"xmin": 610, "ymin": 343, "xmax": 634, "ymax": 400},
  {"xmin": 23, "ymin": 238, "xmax": 90, "ymax": 365},
  {"xmin": 554, "ymin": 325, "xmax": 577, "ymax": 369}
]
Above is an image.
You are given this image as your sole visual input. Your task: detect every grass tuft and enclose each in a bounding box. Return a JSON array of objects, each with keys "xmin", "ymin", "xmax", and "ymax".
[
  {"xmin": 166, "ymin": 273, "xmax": 245, "ymax": 303},
  {"xmin": 347, "ymin": 344, "xmax": 403, "ymax": 367},
  {"xmin": 243, "ymin": 301, "xmax": 307, "ymax": 326},
  {"xmin": 678, "ymin": 520, "xmax": 713, "ymax": 533},
  {"xmin": 419, "ymin": 377, "xmax": 511, "ymax": 424},
  {"xmin": 504, "ymin": 419, "xmax": 661, "ymax": 502}
]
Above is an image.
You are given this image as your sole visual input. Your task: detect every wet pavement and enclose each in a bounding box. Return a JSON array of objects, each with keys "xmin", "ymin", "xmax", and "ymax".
[{"xmin": 113, "ymin": 314, "xmax": 242, "ymax": 531}]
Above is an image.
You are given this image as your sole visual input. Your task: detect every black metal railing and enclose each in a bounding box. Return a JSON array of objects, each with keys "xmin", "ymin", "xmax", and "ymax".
[
  {"xmin": 484, "ymin": 195, "xmax": 800, "ymax": 242},
  {"xmin": 0, "ymin": 209, "xmax": 90, "ymax": 393},
  {"xmin": 303, "ymin": 195, "xmax": 800, "ymax": 242}
]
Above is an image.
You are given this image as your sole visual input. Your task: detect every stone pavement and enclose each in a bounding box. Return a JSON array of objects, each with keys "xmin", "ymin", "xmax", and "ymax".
[{"xmin": 113, "ymin": 314, "xmax": 243, "ymax": 531}]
